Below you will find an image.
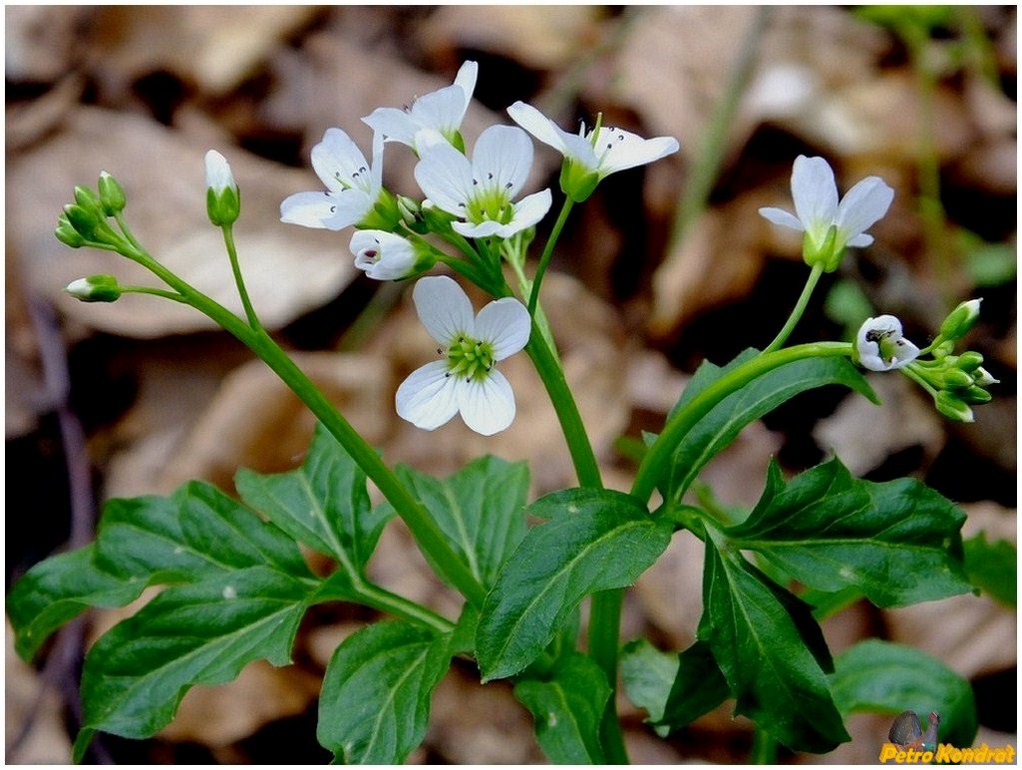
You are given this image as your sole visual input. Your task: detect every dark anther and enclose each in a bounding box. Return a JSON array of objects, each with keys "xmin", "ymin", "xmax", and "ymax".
[{"xmin": 487, "ymin": 172, "xmax": 494, "ymax": 180}]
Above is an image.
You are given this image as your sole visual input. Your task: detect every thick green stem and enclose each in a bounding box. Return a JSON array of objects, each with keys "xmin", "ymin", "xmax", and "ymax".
[
  {"xmin": 763, "ymin": 262, "xmax": 824, "ymax": 354},
  {"xmin": 528, "ymin": 199, "xmax": 574, "ymax": 316},
  {"xmin": 750, "ymin": 728, "xmax": 778, "ymax": 764},
  {"xmin": 632, "ymin": 342, "xmax": 854, "ymax": 504},
  {"xmin": 221, "ymin": 224, "xmax": 262, "ymax": 331},
  {"xmin": 121, "ymin": 244, "xmax": 487, "ymax": 608}
]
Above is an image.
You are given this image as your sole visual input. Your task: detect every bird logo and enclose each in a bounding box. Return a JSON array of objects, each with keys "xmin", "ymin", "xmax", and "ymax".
[{"xmin": 888, "ymin": 710, "xmax": 942, "ymax": 753}]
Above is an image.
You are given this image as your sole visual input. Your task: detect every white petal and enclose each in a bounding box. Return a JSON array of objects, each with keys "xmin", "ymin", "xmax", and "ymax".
[
  {"xmin": 474, "ymin": 297, "xmax": 532, "ymax": 360},
  {"xmin": 414, "ymin": 142, "xmax": 474, "ymax": 215},
  {"xmin": 453, "ymin": 220, "xmax": 504, "ymax": 239},
  {"xmin": 413, "ymin": 275, "xmax": 475, "ymax": 344},
  {"xmin": 472, "ymin": 125, "xmax": 533, "ymax": 199},
  {"xmin": 559, "ymin": 132, "xmax": 600, "ymax": 171},
  {"xmin": 362, "ymin": 107, "xmax": 418, "ymax": 148},
  {"xmin": 280, "ymin": 191, "xmax": 341, "ymax": 230},
  {"xmin": 507, "ymin": 101, "xmax": 570, "ymax": 154},
  {"xmin": 204, "ymin": 150, "xmax": 235, "ymax": 192},
  {"xmin": 453, "ymin": 61, "xmax": 478, "ymax": 105},
  {"xmin": 410, "ymin": 85, "xmax": 469, "ymax": 135},
  {"xmin": 856, "ymin": 315, "xmax": 918, "ymax": 371},
  {"xmin": 495, "ymin": 189, "xmax": 553, "ymax": 238},
  {"xmin": 350, "ymin": 231, "xmax": 416, "ymax": 280},
  {"xmin": 835, "ymin": 176, "xmax": 894, "ymax": 244},
  {"xmin": 846, "ymin": 233, "xmax": 874, "ymax": 248},
  {"xmin": 595, "ymin": 129, "xmax": 679, "ymax": 176},
  {"xmin": 791, "ymin": 155, "xmax": 838, "ymax": 234},
  {"xmin": 311, "ymin": 128, "xmax": 371, "ymax": 193},
  {"xmin": 323, "ymin": 188, "xmax": 373, "ymax": 229},
  {"xmin": 456, "ymin": 370, "xmax": 516, "ymax": 435},
  {"xmin": 758, "ymin": 206, "xmax": 805, "ymax": 231},
  {"xmin": 396, "ymin": 361, "xmax": 460, "ymax": 430}
]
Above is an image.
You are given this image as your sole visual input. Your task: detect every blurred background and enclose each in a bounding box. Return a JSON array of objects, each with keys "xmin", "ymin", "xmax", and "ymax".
[{"xmin": 5, "ymin": 5, "xmax": 1016, "ymax": 764}]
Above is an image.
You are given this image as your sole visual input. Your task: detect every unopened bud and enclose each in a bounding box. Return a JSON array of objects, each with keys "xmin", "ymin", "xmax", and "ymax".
[
  {"xmin": 972, "ymin": 367, "xmax": 999, "ymax": 387},
  {"xmin": 55, "ymin": 214, "xmax": 86, "ymax": 248},
  {"xmin": 97, "ymin": 171, "xmax": 127, "ymax": 215},
  {"xmin": 942, "ymin": 369, "xmax": 974, "ymax": 390},
  {"xmin": 956, "ymin": 351, "xmax": 984, "ymax": 372},
  {"xmin": 959, "ymin": 386, "xmax": 992, "ymax": 405},
  {"xmin": 935, "ymin": 391, "xmax": 974, "ymax": 423},
  {"xmin": 64, "ymin": 203, "xmax": 102, "ymax": 241},
  {"xmin": 65, "ymin": 275, "xmax": 121, "ymax": 303},
  {"xmin": 939, "ymin": 299, "xmax": 982, "ymax": 341},
  {"xmin": 204, "ymin": 150, "xmax": 240, "ymax": 227},
  {"xmin": 74, "ymin": 185, "xmax": 103, "ymax": 216}
]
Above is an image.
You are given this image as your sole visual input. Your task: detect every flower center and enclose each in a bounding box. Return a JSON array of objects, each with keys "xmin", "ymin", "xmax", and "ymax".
[
  {"xmin": 445, "ymin": 335, "xmax": 496, "ymax": 382},
  {"xmin": 466, "ymin": 176, "xmax": 514, "ymax": 225},
  {"xmin": 866, "ymin": 326, "xmax": 905, "ymax": 364}
]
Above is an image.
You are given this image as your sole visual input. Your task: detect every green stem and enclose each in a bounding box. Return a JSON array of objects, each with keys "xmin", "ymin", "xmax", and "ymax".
[
  {"xmin": 122, "ymin": 245, "xmax": 487, "ymax": 608},
  {"xmin": 632, "ymin": 342, "xmax": 854, "ymax": 503},
  {"xmin": 221, "ymin": 224, "xmax": 262, "ymax": 331},
  {"xmin": 528, "ymin": 198, "xmax": 574, "ymax": 316},
  {"xmin": 762, "ymin": 262, "xmax": 824, "ymax": 354},
  {"xmin": 903, "ymin": 364, "xmax": 940, "ymax": 397},
  {"xmin": 750, "ymin": 728, "xmax": 778, "ymax": 764},
  {"xmin": 119, "ymin": 286, "xmax": 189, "ymax": 303},
  {"xmin": 355, "ymin": 582, "xmax": 454, "ymax": 634}
]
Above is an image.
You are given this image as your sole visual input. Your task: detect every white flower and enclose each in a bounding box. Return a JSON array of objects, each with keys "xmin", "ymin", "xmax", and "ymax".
[
  {"xmin": 280, "ymin": 128, "xmax": 392, "ymax": 231},
  {"xmin": 414, "ymin": 124, "xmax": 552, "ymax": 239},
  {"xmin": 507, "ymin": 101, "xmax": 679, "ymax": 200},
  {"xmin": 758, "ymin": 155, "xmax": 894, "ymax": 268},
  {"xmin": 350, "ymin": 230, "xmax": 419, "ymax": 280},
  {"xmin": 363, "ymin": 61, "xmax": 478, "ymax": 153},
  {"xmin": 396, "ymin": 276, "xmax": 531, "ymax": 435},
  {"xmin": 204, "ymin": 150, "xmax": 236, "ymax": 193},
  {"xmin": 856, "ymin": 315, "xmax": 920, "ymax": 371}
]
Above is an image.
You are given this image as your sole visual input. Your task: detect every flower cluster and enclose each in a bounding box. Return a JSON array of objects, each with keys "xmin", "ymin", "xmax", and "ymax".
[{"xmin": 274, "ymin": 60, "xmax": 679, "ymax": 434}]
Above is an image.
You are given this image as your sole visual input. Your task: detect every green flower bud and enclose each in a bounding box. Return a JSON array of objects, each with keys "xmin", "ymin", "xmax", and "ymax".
[
  {"xmin": 931, "ymin": 340, "xmax": 955, "ymax": 359},
  {"xmin": 934, "ymin": 390, "xmax": 974, "ymax": 423},
  {"xmin": 97, "ymin": 171, "xmax": 127, "ymax": 215},
  {"xmin": 65, "ymin": 274, "xmax": 121, "ymax": 303},
  {"xmin": 942, "ymin": 368, "xmax": 974, "ymax": 390},
  {"xmin": 74, "ymin": 185, "xmax": 104, "ymax": 216},
  {"xmin": 55, "ymin": 214, "xmax": 86, "ymax": 248},
  {"xmin": 959, "ymin": 386, "xmax": 992, "ymax": 405},
  {"xmin": 972, "ymin": 367, "xmax": 999, "ymax": 387},
  {"xmin": 205, "ymin": 150, "xmax": 241, "ymax": 227},
  {"xmin": 64, "ymin": 203, "xmax": 102, "ymax": 241},
  {"xmin": 956, "ymin": 351, "xmax": 984, "ymax": 372},
  {"xmin": 939, "ymin": 299, "xmax": 982, "ymax": 341},
  {"xmin": 397, "ymin": 195, "xmax": 422, "ymax": 227}
]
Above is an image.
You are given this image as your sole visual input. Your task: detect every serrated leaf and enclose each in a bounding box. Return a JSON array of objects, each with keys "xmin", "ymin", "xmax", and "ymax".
[
  {"xmin": 74, "ymin": 566, "xmax": 313, "ymax": 759},
  {"xmin": 699, "ymin": 531, "xmax": 849, "ymax": 753},
  {"xmin": 95, "ymin": 481, "xmax": 312, "ymax": 582},
  {"xmin": 831, "ymin": 640, "xmax": 978, "ymax": 749},
  {"xmin": 7, "ymin": 545, "xmax": 145, "ymax": 661},
  {"xmin": 236, "ymin": 423, "xmax": 391, "ymax": 576},
  {"xmin": 964, "ymin": 532, "xmax": 1016, "ymax": 607},
  {"xmin": 726, "ymin": 458, "xmax": 971, "ymax": 608},
  {"xmin": 664, "ymin": 356, "xmax": 876, "ymax": 501},
  {"xmin": 317, "ymin": 621, "xmax": 453, "ymax": 764},
  {"xmin": 476, "ymin": 489, "xmax": 671, "ymax": 681},
  {"xmin": 621, "ymin": 639, "xmax": 730, "ymax": 737},
  {"xmin": 514, "ymin": 652, "xmax": 611, "ymax": 763},
  {"xmin": 395, "ymin": 456, "xmax": 529, "ymax": 589}
]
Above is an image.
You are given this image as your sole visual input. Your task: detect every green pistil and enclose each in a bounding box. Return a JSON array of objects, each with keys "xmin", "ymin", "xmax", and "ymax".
[
  {"xmin": 446, "ymin": 336, "xmax": 496, "ymax": 382},
  {"xmin": 466, "ymin": 186, "xmax": 513, "ymax": 226}
]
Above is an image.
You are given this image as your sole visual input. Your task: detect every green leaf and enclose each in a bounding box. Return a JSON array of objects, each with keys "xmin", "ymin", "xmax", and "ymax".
[
  {"xmin": 699, "ymin": 530, "xmax": 849, "ymax": 753},
  {"xmin": 95, "ymin": 482, "xmax": 312, "ymax": 582},
  {"xmin": 236, "ymin": 423, "xmax": 391, "ymax": 575},
  {"xmin": 317, "ymin": 621, "xmax": 453, "ymax": 764},
  {"xmin": 726, "ymin": 458, "xmax": 971, "ymax": 607},
  {"xmin": 7, "ymin": 546, "xmax": 144, "ymax": 661},
  {"xmin": 664, "ymin": 356, "xmax": 876, "ymax": 501},
  {"xmin": 831, "ymin": 640, "xmax": 978, "ymax": 748},
  {"xmin": 964, "ymin": 532, "xmax": 1016, "ymax": 607},
  {"xmin": 514, "ymin": 652, "xmax": 611, "ymax": 763},
  {"xmin": 621, "ymin": 639, "xmax": 730, "ymax": 737},
  {"xmin": 395, "ymin": 455, "xmax": 529, "ymax": 588},
  {"xmin": 476, "ymin": 488, "xmax": 672, "ymax": 681},
  {"xmin": 74, "ymin": 566, "xmax": 312, "ymax": 760}
]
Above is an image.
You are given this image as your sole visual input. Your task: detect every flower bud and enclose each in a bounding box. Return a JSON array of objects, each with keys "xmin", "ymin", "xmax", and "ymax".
[
  {"xmin": 972, "ymin": 367, "xmax": 999, "ymax": 387},
  {"xmin": 65, "ymin": 275, "xmax": 121, "ymax": 303},
  {"xmin": 959, "ymin": 385, "xmax": 992, "ymax": 405},
  {"xmin": 64, "ymin": 203, "xmax": 102, "ymax": 241},
  {"xmin": 97, "ymin": 171, "xmax": 127, "ymax": 215},
  {"xmin": 204, "ymin": 150, "xmax": 240, "ymax": 226},
  {"xmin": 74, "ymin": 185, "xmax": 104, "ymax": 216},
  {"xmin": 934, "ymin": 391, "xmax": 974, "ymax": 423},
  {"xmin": 956, "ymin": 351, "xmax": 984, "ymax": 372},
  {"xmin": 55, "ymin": 214, "xmax": 86, "ymax": 248},
  {"xmin": 939, "ymin": 299, "xmax": 982, "ymax": 341},
  {"xmin": 942, "ymin": 368, "xmax": 974, "ymax": 390}
]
